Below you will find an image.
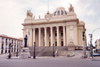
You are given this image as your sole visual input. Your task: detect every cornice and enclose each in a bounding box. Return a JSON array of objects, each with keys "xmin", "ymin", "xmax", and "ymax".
[{"xmin": 22, "ymin": 18, "xmax": 78, "ymax": 26}]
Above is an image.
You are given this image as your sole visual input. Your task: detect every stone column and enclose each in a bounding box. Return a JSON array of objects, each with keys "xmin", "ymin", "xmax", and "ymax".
[
  {"xmin": 0, "ymin": 37, "xmax": 2, "ymax": 54},
  {"xmin": 41, "ymin": 29, "xmax": 44, "ymax": 46},
  {"xmin": 7, "ymin": 39, "xmax": 9, "ymax": 53},
  {"xmin": 45, "ymin": 27, "xmax": 47, "ymax": 46},
  {"xmin": 13, "ymin": 40, "xmax": 15, "ymax": 52},
  {"xmin": 16, "ymin": 40, "xmax": 17, "ymax": 52},
  {"xmin": 3, "ymin": 38, "xmax": 5, "ymax": 53},
  {"xmin": 66, "ymin": 25, "xmax": 68, "ymax": 46},
  {"xmin": 63, "ymin": 26, "xmax": 66, "ymax": 46},
  {"xmin": 11, "ymin": 39, "xmax": 13, "ymax": 52},
  {"xmin": 51, "ymin": 27, "xmax": 53, "ymax": 46},
  {"xmin": 57, "ymin": 26, "xmax": 60, "ymax": 46},
  {"xmin": 33, "ymin": 28, "xmax": 35, "ymax": 46},
  {"xmin": 39, "ymin": 28, "xmax": 41, "ymax": 47},
  {"xmin": 17, "ymin": 41, "xmax": 19, "ymax": 52}
]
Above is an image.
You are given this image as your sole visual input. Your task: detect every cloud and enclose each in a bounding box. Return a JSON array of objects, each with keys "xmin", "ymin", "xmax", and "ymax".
[{"xmin": 87, "ymin": 10, "xmax": 96, "ymax": 16}]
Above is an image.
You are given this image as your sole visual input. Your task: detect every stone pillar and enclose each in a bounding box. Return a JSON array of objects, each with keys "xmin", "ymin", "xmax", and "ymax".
[
  {"xmin": 53, "ymin": 28, "xmax": 55, "ymax": 46},
  {"xmin": 11, "ymin": 39, "xmax": 13, "ymax": 52},
  {"xmin": 39, "ymin": 28, "xmax": 41, "ymax": 47},
  {"xmin": 63, "ymin": 26, "xmax": 66, "ymax": 46},
  {"xmin": 33, "ymin": 28, "xmax": 35, "ymax": 46},
  {"xmin": 57, "ymin": 26, "xmax": 60, "ymax": 46},
  {"xmin": 16, "ymin": 40, "xmax": 17, "ymax": 52},
  {"xmin": 17, "ymin": 40, "xmax": 19, "ymax": 52},
  {"xmin": 45, "ymin": 27, "xmax": 47, "ymax": 46},
  {"xmin": 41, "ymin": 29, "xmax": 44, "ymax": 46},
  {"xmin": 7, "ymin": 39, "xmax": 9, "ymax": 53},
  {"xmin": 3, "ymin": 38, "xmax": 5, "ymax": 53},
  {"xmin": 47, "ymin": 28, "xmax": 49, "ymax": 46},
  {"xmin": 66, "ymin": 25, "xmax": 68, "ymax": 46},
  {"xmin": 13, "ymin": 40, "xmax": 15, "ymax": 52},
  {"xmin": 51, "ymin": 27, "xmax": 53, "ymax": 46},
  {"xmin": 28, "ymin": 29, "xmax": 33, "ymax": 47},
  {"xmin": 0, "ymin": 37, "xmax": 2, "ymax": 54}
]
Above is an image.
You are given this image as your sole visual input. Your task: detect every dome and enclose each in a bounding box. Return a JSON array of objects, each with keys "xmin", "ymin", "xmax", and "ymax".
[{"xmin": 53, "ymin": 7, "xmax": 67, "ymax": 16}]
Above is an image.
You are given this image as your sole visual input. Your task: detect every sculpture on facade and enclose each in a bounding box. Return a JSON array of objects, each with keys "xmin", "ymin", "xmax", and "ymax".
[
  {"xmin": 68, "ymin": 38, "xmax": 75, "ymax": 50},
  {"xmin": 24, "ymin": 35, "xmax": 28, "ymax": 47},
  {"xmin": 45, "ymin": 11, "xmax": 52, "ymax": 21},
  {"xmin": 68, "ymin": 38, "xmax": 75, "ymax": 46},
  {"xmin": 27, "ymin": 10, "xmax": 33, "ymax": 17},
  {"xmin": 69, "ymin": 4, "xmax": 74, "ymax": 12}
]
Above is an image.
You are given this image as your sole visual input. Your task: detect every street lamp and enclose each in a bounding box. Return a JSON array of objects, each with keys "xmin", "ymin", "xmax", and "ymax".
[
  {"xmin": 82, "ymin": 31, "xmax": 87, "ymax": 58},
  {"xmin": 89, "ymin": 28, "xmax": 100, "ymax": 58},
  {"xmin": 33, "ymin": 42, "xmax": 36, "ymax": 59},
  {"xmin": 8, "ymin": 43, "xmax": 12, "ymax": 59},
  {"xmin": 53, "ymin": 44, "xmax": 55, "ymax": 57},
  {"xmin": 89, "ymin": 34, "xmax": 93, "ymax": 58}
]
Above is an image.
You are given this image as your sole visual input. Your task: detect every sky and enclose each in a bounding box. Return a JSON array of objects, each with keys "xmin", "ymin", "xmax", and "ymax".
[{"xmin": 0, "ymin": 0, "xmax": 100, "ymax": 45}]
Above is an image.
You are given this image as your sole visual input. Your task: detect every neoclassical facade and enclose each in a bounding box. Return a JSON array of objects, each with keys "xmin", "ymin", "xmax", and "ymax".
[
  {"xmin": 22, "ymin": 4, "xmax": 86, "ymax": 48},
  {"xmin": 0, "ymin": 35, "xmax": 23, "ymax": 54}
]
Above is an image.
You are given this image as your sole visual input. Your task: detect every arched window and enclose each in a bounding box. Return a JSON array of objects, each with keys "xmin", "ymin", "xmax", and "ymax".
[
  {"xmin": 61, "ymin": 10, "xmax": 63, "ymax": 15},
  {"xmin": 54, "ymin": 11, "xmax": 56, "ymax": 16}
]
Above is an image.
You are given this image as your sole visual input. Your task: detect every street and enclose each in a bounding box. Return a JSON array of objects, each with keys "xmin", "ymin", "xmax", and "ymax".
[{"xmin": 0, "ymin": 54, "xmax": 100, "ymax": 67}]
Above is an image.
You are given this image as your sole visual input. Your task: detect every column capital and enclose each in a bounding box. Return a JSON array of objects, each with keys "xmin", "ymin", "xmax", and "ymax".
[
  {"xmin": 50, "ymin": 26, "xmax": 53, "ymax": 28},
  {"xmin": 44, "ymin": 27, "xmax": 47, "ymax": 29},
  {"xmin": 32, "ymin": 28, "xmax": 36, "ymax": 30},
  {"xmin": 56, "ymin": 26, "xmax": 60, "ymax": 28},
  {"xmin": 63, "ymin": 25, "xmax": 66, "ymax": 27}
]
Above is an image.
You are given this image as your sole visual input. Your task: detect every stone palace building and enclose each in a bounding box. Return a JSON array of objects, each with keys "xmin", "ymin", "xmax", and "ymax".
[
  {"xmin": 0, "ymin": 35, "xmax": 23, "ymax": 54},
  {"xmin": 22, "ymin": 4, "xmax": 87, "ymax": 50}
]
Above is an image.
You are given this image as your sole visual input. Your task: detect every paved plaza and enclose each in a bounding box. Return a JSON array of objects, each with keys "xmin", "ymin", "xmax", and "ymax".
[{"xmin": 0, "ymin": 54, "xmax": 100, "ymax": 67}]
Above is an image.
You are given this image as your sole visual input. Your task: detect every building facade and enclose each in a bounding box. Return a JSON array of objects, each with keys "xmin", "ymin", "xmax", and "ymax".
[
  {"xmin": 95, "ymin": 39, "xmax": 100, "ymax": 49},
  {"xmin": 0, "ymin": 35, "xmax": 23, "ymax": 54},
  {"xmin": 22, "ymin": 4, "xmax": 86, "ymax": 49}
]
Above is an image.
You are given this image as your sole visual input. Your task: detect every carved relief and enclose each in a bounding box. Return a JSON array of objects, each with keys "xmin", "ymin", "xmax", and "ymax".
[
  {"xmin": 69, "ymin": 25, "xmax": 74, "ymax": 30},
  {"xmin": 45, "ymin": 11, "xmax": 52, "ymax": 21},
  {"xmin": 68, "ymin": 37, "xmax": 75, "ymax": 46}
]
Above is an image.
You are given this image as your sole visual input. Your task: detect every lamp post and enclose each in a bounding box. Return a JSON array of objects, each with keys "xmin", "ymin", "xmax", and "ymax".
[
  {"xmin": 89, "ymin": 34, "xmax": 93, "ymax": 58},
  {"xmin": 82, "ymin": 31, "xmax": 87, "ymax": 58},
  {"xmin": 89, "ymin": 28, "xmax": 100, "ymax": 58},
  {"xmin": 33, "ymin": 42, "xmax": 36, "ymax": 59},
  {"xmin": 53, "ymin": 44, "xmax": 55, "ymax": 57},
  {"xmin": 8, "ymin": 43, "xmax": 12, "ymax": 59}
]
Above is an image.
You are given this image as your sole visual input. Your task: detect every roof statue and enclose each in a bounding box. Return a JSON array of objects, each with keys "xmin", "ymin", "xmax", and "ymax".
[
  {"xmin": 45, "ymin": 11, "xmax": 52, "ymax": 21},
  {"xmin": 69, "ymin": 4, "xmax": 74, "ymax": 12},
  {"xmin": 27, "ymin": 10, "xmax": 33, "ymax": 17}
]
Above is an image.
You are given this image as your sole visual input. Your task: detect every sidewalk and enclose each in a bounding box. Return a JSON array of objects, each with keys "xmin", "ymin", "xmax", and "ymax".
[
  {"xmin": 0, "ymin": 53, "xmax": 8, "ymax": 59},
  {"xmin": 1, "ymin": 53, "xmax": 100, "ymax": 61}
]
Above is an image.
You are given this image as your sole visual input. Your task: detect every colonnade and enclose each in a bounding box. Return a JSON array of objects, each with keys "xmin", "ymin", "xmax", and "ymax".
[
  {"xmin": 32, "ymin": 26, "xmax": 67, "ymax": 47},
  {"xmin": 0, "ymin": 37, "xmax": 23, "ymax": 54}
]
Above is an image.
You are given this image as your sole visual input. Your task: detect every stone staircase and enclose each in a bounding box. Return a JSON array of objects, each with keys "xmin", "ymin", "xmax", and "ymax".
[{"xmin": 29, "ymin": 46, "xmax": 68, "ymax": 56}]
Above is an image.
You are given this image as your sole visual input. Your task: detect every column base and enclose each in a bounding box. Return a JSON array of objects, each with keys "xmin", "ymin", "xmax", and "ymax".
[
  {"xmin": 68, "ymin": 46, "xmax": 75, "ymax": 51},
  {"xmin": 20, "ymin": 47, "xmax": 31, "ymax": 59}
]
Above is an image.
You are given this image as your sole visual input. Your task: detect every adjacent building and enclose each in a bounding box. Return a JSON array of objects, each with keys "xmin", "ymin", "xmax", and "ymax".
[
  {"xmin": 0, "ymin": 34, "xmax": 23, "ymax": 54},
  {"xmin": 95, "ymin": 39, "xmax": 100, "ymax": 49},
  {"xmin": 22, "ymin": 4, "xmax": 87, "ymax": 49}
]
